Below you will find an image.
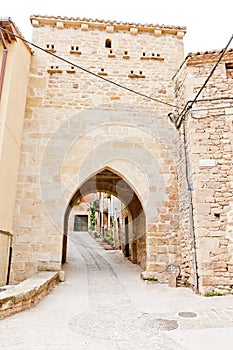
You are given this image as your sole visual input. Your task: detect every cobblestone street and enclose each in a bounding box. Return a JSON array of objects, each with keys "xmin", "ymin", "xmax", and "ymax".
[{"xmin": 1, "ymin": 231, "xmax": 233, "ymax": 349}]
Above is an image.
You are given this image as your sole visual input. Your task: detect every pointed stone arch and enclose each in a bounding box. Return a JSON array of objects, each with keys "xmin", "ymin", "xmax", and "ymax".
[
  {"xmin": 12, "ymin": 105, "xmax": 181, "ymax": 283},
  {"xmin": 63, "ymin": 166, "xmax": 146, "ymax": 267}
]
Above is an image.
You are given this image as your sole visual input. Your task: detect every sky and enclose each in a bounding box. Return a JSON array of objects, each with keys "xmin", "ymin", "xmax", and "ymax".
[{"xmin": 1, "ymin": 0, "xmax": 233, "ymax": 55}]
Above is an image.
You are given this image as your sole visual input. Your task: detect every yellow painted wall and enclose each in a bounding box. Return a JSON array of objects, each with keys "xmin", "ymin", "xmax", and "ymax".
[
  {"xmin": 0, "ymin": 33, "xmax": 31, "ymax": 232},
  {"xmin": 0, "ymin": 25, "xmax": 31, "ymax": 285}
]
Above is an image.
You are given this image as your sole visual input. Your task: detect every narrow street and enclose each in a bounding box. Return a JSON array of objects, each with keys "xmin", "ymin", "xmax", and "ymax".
[{"xmin": 1, "ymin": 232, "xmax": 233, "ymax": 349}]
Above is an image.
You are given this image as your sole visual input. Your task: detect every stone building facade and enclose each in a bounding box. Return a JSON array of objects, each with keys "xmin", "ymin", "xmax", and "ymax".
[
  {"xmin": 173, "ymin": 50, "xmax": 233, "ymax": 294},
  {"xmin": 0, "ymin": 15, "xmax": 233, "ymax": 294},
  {"xmin": 11, "ymin": 15, "xmax": 185, "ymax": 284}
]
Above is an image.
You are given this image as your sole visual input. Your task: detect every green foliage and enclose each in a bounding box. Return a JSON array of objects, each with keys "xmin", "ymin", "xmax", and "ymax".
[
  {"xmin": 105, "ymin": 193, "xmax": 111, "ymax": 199},
  {"xmin": 147, "ymin": 277, "xmax": 158, "ymax": 282},
  {"xmin": 89, "ymin": 204, "xmax": 96, "ymax": 230},
  {"xmin": 103, "ymin": 235, "xmax": 114, "ymax": 245},
  {"xmin": 108, "ymin": 236, "xmax": 114, "ymax": 244},
  {"xmin": 94, "ymin": 231, "xmax": 101, "ymax": 238},
  {"xmin": 183, "ymin": 279, "xmax": 191, "ymax": 287},
  {"xmin": 204, "ymin": 291, "xmax": 223, "ymax": 297}
]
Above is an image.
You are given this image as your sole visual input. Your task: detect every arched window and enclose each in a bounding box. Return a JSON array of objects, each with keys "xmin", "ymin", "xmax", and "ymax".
[{"xmin": 105, "ymin": 39, "xmax": 112, "ymax": 48}]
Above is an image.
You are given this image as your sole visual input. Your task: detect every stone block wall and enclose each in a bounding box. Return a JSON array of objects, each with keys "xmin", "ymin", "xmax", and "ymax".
[
  {"xmin": 174, "ymin": 50, "xmax": 233, "ymax": 293},
  {"xmin": 0, "ymin": 271, "xmax": 59, "ymax": 320},
  {"xmin": 11, "ymin": 15, "xmax": 186, "ymax": 283},
  {"xmin": 6, "ymin": 15, "xmax": 233, "ymax": 294}
]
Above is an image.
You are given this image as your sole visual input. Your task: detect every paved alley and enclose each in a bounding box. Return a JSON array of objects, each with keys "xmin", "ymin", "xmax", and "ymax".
[{"xmin": 0, "ymin": 231, "xmax": 233, "ymax": 349}]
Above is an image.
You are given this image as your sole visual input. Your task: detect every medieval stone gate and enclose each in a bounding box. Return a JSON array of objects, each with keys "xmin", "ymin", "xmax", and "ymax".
[
  {"xmin": 1, "ymin": 15, "xmax": 233, "ymax": 294},
  {"xmin": 10, "ymin": 15, "xmax": 184, "ymax": 285}
]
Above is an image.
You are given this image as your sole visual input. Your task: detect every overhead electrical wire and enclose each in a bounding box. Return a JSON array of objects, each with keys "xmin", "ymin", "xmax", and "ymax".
[
  {"xmin": 183, "ymin": 97, "xmax": 233, "ymax": 117},
  {"xmin": 1, "ymin": 26, "xmax": 232, "ymax": 121},
  {"xmin": 190, "ymin": 97, "xmax": 233, "ymax": 103},
  {"xmin": 0, "ymin": 25, "xmax": 179, "ymax": 109},
  {"xmin": 192, "ymin": 105, "xmax": 233, "ymax": 113},
  {"xmin": 189, "ymin": 35, "xmax": 233, "ymax": 107},
  {"xmin": 172, "ymin": 34, "xmax": 233, "ymax": 128}
]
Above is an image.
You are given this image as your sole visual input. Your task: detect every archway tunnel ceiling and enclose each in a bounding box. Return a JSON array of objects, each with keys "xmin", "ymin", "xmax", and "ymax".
[{"xmin": 69, "ymin": 169, "xmax": 144, "ymax": 219}]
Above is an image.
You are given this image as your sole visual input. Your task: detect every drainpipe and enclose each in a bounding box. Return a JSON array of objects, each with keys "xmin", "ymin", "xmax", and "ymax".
[
  {"xmin": 182, "ymin": 122, "xmax": 199, "ymax": 292},
  {"xmin": 6, "ymin": 235, "xmax": 12, "ymax": 285},
  {"xmin": 0, "ymin": 29, "xmax": 8, "ymax": 102}
]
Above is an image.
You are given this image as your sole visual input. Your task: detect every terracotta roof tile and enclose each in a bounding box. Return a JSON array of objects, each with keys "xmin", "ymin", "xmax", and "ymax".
[
  {"xmin": 185, "ymin": 48, "xmax": 233, "ymax": 66},
  {"xmin": 30, "ymin": 14, "xmax": 186, "ymax": 33},
  {"xmin": 187, "ymin": 48, "xmax": 233, "ymax": 57}
]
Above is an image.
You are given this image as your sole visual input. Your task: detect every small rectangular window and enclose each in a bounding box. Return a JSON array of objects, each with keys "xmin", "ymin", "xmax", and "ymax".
[{"xmin": 105, "ymin": 39, "xmax": 111, "ymax": 48}]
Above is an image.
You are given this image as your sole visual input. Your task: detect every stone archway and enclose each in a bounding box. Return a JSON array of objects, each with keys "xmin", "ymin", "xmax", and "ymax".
[
  {"xmin": 63, "ymin": 168, "xmax": 146, "ymax": 268},
  {"xmin": 12, "ymin": 105, "xmax": 181, "ymax": 284}
]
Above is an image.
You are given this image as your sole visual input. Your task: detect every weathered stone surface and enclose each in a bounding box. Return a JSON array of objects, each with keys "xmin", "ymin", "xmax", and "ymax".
[
  {"xmin": 0, "ymin": 271, "xmax": 59, "ymax": 320},
  {"xmin": 175, "ymin": 49, "xmax": 233, "ymax": 293},
  {"xmin": 1, "ymin": 15, "xmax": 232, "ymax": 295},
  {"xmin": 11, "ymin": 15, "xmax": 183, "ymax": 286}
]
